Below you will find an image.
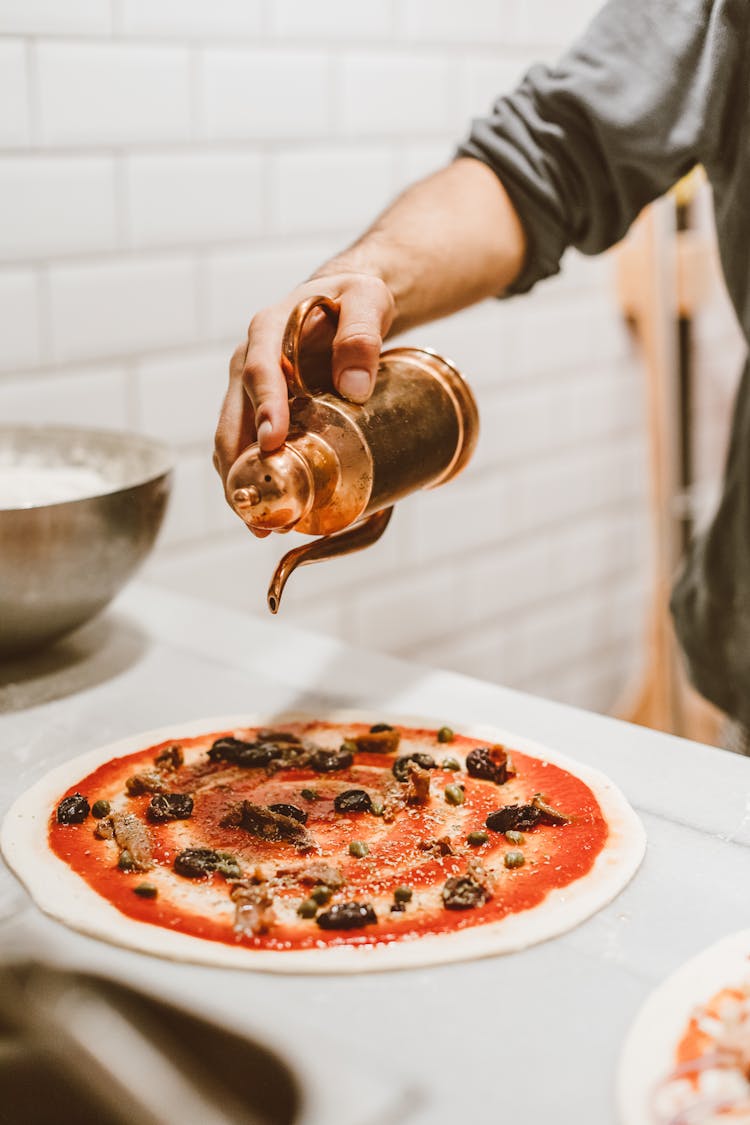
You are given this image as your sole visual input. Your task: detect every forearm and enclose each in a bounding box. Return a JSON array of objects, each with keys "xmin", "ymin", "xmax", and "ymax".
[{"xmin": 313, "ymin": 157, "xmax": 527, "ymax": 336}]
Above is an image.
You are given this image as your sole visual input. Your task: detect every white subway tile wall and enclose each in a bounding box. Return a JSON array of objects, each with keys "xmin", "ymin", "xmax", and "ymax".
[
  {"xmin": 0, "ymin": 269, "xmax": 41, "ymax": 370},
  {"xmin": 48, "ymin": 254, "xmax": 196, "ymax": 361},
  {"xmin": 196, "ymin": 48, "xmax": 330, "ymax": 141},
  {"xmin": 126, "ymin": 152, "xmax": 264, "ymax": 248},
  {"xmin": 118, "ymin": 0, "xmax": 263, "ymax": 40},
  {"xmin": 269, "ymin": 145, "xmax": 397, "ymax": 235},
  {"xmin": 339, "ymin": 53, "xmax": 462, "ymax": 136},
  {"xmin": 0, "ymin": 0, "xmax": 742, "ymax": 718},
  {"xmin": 0, "ymin": 0, "xmax": 112, "ymax": 36},
  {"xmin": 270, "ymin": 1, "xmax": 393, "ymax": 41},
  {"xmin": 36, "ymin": 42, "xmax": 192, "ymax": 145},
  {"xmin": 0, "ymin": 40, "xmax": 29, "ymax": 144},
  {"xmin": 0, "ymin": 155, "xmax": 118, "ymax": 259}
]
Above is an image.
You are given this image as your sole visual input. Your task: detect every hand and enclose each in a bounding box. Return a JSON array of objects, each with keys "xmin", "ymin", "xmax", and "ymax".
[{"xmin": 213, "ymin": 273, "xmax": 395, "ymax": 510}]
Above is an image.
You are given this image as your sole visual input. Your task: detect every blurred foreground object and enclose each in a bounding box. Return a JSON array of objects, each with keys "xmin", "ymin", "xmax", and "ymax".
[
  {"xmin": 0, "ymin": 961, "xmax": 297, "ymax": 1125},
  {"xmin": 615, "ymin": 172, "xmax": 722, "ymax": 743},
  {"xmin": 0, "ymin": 426, "xmax": 171, "ymax": 657},
  {"xmin": 227, "ymin": 296, "xmax": 478, "ymax": 612}
]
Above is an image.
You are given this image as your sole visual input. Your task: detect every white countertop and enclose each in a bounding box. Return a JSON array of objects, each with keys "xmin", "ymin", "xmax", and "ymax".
[{"xmin": 2, "ymin": 583, "xmax": 749, "ymax": 1125}]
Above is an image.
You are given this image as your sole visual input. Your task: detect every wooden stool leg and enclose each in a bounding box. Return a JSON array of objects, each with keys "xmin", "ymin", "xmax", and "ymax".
[{"xmin": 613, "ymin": 195, "xmax": 722, "ymax": 745}]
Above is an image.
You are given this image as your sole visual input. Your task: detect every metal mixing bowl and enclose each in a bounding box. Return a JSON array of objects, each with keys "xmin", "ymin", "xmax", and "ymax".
[{"xmin": 0, "ymin": 425, "xmax": 173, "ymax": 658}]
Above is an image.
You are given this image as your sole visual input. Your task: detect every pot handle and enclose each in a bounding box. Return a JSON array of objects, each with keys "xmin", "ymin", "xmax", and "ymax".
[{"xmin": 281, "ymin": 295, "xmax": 340, "ymax": 398}]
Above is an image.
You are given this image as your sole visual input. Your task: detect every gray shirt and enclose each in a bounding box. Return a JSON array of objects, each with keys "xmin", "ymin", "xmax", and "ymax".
[{"xmin": 458, "ymin": 0, "xmax": 750, "ymax": 725}]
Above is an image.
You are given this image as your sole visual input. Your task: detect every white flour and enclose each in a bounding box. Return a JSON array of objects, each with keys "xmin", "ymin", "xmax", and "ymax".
[{"xmin": 0, "ymin": 464, "xmax": 110, "ymax": 509}]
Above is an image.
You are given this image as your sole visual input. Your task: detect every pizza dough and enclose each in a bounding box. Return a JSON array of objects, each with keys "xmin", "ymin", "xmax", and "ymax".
[
  {"xmin": 2, "ymin": 712, "xmax": 646, "ymax": 973},
  {"xmin": 618, "ymin": 929, "xmax": 750, "ymax": 1124}
]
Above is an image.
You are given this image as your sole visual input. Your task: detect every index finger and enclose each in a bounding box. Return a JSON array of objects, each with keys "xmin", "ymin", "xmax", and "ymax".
[{"xmin": 242, "ymin": 308, "xmax": 292, "ymax": 452}]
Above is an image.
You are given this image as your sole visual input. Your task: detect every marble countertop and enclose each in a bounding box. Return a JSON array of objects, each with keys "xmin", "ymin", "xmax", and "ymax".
[{"xmin": 1, "ymin": 583, "xmax": 749, "ymax": 1125}]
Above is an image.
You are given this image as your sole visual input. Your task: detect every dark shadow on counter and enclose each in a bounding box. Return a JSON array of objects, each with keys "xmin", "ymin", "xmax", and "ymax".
[{"xmin": 0, "ymin": 613, "xmax": 149, "ymax": 714}]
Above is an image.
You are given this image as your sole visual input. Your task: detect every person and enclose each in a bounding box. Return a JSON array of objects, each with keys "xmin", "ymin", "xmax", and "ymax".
[{"xmin": 214, "ymin": 0, "xmax": 750, "ymax": 743}]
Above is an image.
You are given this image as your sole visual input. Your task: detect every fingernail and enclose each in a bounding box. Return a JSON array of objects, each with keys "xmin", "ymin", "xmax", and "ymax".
[
  {"xmin": 257, "ymin": 419, "xmax": 273, "ymax": 446},
  {"xmin": 338, "ymin": 368, "xmax": 372, "ymax": 403}
]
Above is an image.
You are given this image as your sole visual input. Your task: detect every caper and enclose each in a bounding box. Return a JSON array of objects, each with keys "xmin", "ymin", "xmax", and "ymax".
[
  {"xmin": 444, "ymin": 783, "xmax": 465, "ymax": 806},
  {"xmin": 394, "ymin": 885, "xmax": 413, "ymax": 904},
  {"xmin": 370, "ymin": 799, "xmax": 385, "ymax": 816},
  {"xmin": 91, "ymin": 799, "xmax": 110, "ymax": 819},
  {"xmin": 349, "ymin": 840, "xmax": 369, "ymax": 858},
  {"xmin": 504, "ymin": 850, "xmax": 525, "ymax": 869},
  {"xmin": 441, "ymin": 758, "xmax": 461, "ymax": 771},
  {"xmin": 118, "ymin": 849, "xmax": 134, "ymax": 872},
  {"xmin": 297, "ymin": 898, "xmax": 318, "ymax": 918},
  {"xmin": 301, "ymin": 788, "xmax": 318, "ymax": 802},
  {"xmin": 437, "ymin": 726, "xmax": 455, "ymax": 743},
  {"xmin": 467, "ymin": 830, "xmax": 489, "ymax": 846},
  {"xmin": 310, "ymin": 885, "xmax": 332, "ymax": 905},
  {"xmin": 133, "ymin": 883, "xmax": 157, "ymax": 898},
  {"xmin": 341, "ymin": 739, "xmax": 357, "ymax": 754},
  {"xmin": 505, "ymin": 830, "xmax": 525, "ymax": 845}
]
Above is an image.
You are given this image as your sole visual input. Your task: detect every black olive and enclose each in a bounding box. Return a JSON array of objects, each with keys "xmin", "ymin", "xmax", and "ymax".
[
  {"xmin": 174, "ymin": 847, "xmax": 239, "ymax": 879},
  {"xmin": 147, "ymin": 792, "xmax": 194, "ymax": 823},
  {"xmin": 466, "ymin": 746, "xmax": 509, "ymax": 785},
  {"xmin": 208, "ymin": 738, "xmax": 281, "ymax": 768},
  {"xmin": 316, "ymin": 902, "xmax": 377, "ymax": 930},
  {"xmin": 208, "ymin": 736, "xmax": 250, "ymax": 761},
  {"xmin": 485, "ymin": 805, "xmax": 543, "ymax": 833},
  {"xmin": 308, "ymin": 747, "xmax": 354, "ymax": 773},
  {"xmin": 333, "ymin": 789, "xmax": 373, "ymax": 814},
  {"xmin": 268, "ymin": 802, "xmax": 308, "ymax": 825},
  {"xmin": 369, "ymin": 723, "xmax": 394, "ymax": 733},
  {"xmin": 392, "ymin": 753, "xmax": 436, "ymax": 781},
  {"xmin": 56, "ymin": 793, "xmax": 90, "ymax": 825},
  {"xmin": 442, "ymin": 875, "xmax": 488, "ymax": 910}
]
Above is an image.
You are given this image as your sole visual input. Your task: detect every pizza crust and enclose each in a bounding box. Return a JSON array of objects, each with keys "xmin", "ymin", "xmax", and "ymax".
[
  {"xmin": 617, "ymin": 928, "xmax": 750, "ymax": 1124},
  {"xmin": 2, "ymin": 711, "xmax": 646, "ymax": 974}
]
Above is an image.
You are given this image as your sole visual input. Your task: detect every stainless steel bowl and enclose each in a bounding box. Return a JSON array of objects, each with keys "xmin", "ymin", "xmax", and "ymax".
[{"xmin": 0, "ymin": 425, "xmax": 172, "ymax": 658}]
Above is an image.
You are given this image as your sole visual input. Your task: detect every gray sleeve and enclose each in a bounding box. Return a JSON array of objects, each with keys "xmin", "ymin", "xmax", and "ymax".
[{"xmin": 457, "ymin": 0, "xmax": 747, "ymax": 294}]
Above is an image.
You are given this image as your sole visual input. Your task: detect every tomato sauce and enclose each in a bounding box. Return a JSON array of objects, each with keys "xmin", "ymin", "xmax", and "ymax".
[{"xmin": 49, "ymin": 723, "xmax": 609, "ymax": 952}]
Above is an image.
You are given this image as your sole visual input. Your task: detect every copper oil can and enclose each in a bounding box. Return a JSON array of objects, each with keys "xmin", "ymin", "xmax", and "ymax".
[{"xmin": 226, "ymin": 295, "xmax": 479, "ymax": 611}]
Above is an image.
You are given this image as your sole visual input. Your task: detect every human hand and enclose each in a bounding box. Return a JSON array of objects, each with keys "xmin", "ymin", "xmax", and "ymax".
[{"xmin": 213, "ymin": 273, "xmax": 395, "ymax": 515}]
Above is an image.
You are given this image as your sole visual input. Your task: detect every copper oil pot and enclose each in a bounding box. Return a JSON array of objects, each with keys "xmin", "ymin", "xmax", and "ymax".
[{"xmin": 226, "ymin": 295, "xmax": 479, "ymax": 612}]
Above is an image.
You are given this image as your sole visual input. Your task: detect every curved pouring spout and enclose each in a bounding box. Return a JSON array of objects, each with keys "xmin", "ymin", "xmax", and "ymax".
[{"xmin": 267, "ymin": 507, "xmax": 393, "ymax": 613}]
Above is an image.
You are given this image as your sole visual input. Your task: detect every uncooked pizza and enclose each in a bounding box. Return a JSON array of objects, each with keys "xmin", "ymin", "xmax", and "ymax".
[
  {"xmin": 619, "ymin": 929, "xmax": 750, "ymax": 1124},
  {"xmin": 2, "ymin": 713, "xmax": 645, "ymax": 972}
]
